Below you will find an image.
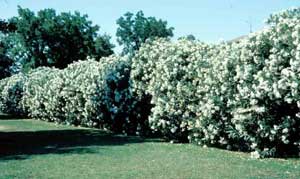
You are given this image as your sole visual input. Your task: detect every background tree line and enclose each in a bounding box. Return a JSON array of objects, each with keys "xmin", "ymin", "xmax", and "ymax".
[{"xmin": 0, "ymin": 7, "xmax": 174, "ymax": 79}]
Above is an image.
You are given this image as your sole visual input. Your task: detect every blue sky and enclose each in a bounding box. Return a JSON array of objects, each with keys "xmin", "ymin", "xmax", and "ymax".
[{"xmin": 1, "ymin": 0, "xmax": 300, "ymax": 52}]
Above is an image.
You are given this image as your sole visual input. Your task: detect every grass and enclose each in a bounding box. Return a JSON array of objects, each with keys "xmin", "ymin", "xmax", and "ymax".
[{"xmin": 0, "ymin": 119, "xmax": 299, "ymax": 179}]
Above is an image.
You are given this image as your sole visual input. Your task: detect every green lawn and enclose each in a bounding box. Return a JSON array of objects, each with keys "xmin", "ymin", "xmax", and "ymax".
[{"xmin": 0, "ymin": 119, "xmax": 299, "ymax": 179}]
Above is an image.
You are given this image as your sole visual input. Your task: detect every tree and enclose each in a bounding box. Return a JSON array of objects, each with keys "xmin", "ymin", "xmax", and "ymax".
[
  {"xmin": 116, "ymin": 11, "xmax": 174, "ymax": 54},
  {"xmin": 178, "ymin": 34, "xmax": 196, "ymax": 41},
  {"xmin": 0, "ymin": 19, "xmax": 17, "ymax": 33},
  {"xmin": 0, "ymin": 40, "xmax": 13, "ymax": 79},
  {"xmin": 93, "ymin": 34, "xmax": 114, "ymax": 60},
  {"xmin": 3, "ymin": 7, "xmax": 114, "ymax": 69}
]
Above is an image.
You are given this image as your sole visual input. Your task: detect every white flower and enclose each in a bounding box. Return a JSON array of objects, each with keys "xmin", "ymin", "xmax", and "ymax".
[
  {"xmin": 250, "ymin": 151, "xmax": 261, "ymax": 159},
  {"xmin": 170, "ymin": 126, "xmax": 178, "ymax": 133},
  {"xmin": 282, "ymin": 128, "xmax": 289, "ymax": 133}
]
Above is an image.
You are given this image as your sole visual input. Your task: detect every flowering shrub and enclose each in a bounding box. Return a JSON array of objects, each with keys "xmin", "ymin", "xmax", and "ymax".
[
  {"xmin": 131, "ymin": 8, "xmax": 300, "ymax": 157},
  {"xmin": 188, "ymin": 43, "xmax": 241, "ymax": 150},
  {"xmin": 131, "ymin": 38, "xmax": 175, "ymax": 137},
  {"xmin": 1, "ymin": 7, "xmax": 300, "ymax": 158},
  {"xmin": 21, "ymin": 56, "xmax": 138, "ymax": 133},
  {"xmin": 230, "ymin": 9, "xmax": 300, "ymax": 158},
  {"xmin": 0, "ymin": 73, "xmax": 26, "ymax": 115},
  {"xmin": 131, "ymin": 38, "xmax": 216, "ymax": 140},
  {"xmin": 21, "ymin": 67, "xmax": 60, "ymax": 119}
]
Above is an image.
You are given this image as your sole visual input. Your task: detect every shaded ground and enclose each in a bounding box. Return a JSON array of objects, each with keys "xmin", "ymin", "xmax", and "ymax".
[
  {"xmin": 0, "ymin": 113, "xmax": 27, "ymax": 120},
  {"xmin": 0, "ymin": 119, "xmax": 300, "ymax": 179},
  {"xmin": 0, "ymin": 128, "xmax": 144, "ymax": 160}
]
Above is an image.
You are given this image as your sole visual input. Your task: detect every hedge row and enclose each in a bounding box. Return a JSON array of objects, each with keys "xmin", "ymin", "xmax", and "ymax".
[
  {"xmin": 0, "ymin": 73, "xmax": 26, "ymax": 115},
  {"xmin": 1, "ymin": 8, "xmax": 300, "ymax": 158},
  {"xmin": 0, "ymin": 56, "xmax": 148, "ymax": 134},
  {"xmin": 131, "ymin": 8, "xmax": 300, "ymax": 158}
]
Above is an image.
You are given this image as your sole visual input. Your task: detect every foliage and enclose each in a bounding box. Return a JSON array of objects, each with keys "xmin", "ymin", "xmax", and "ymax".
[
  {"xmin": 0, "ymin": 55, "xmax": 13, "ymax": 80},
  {"xmin": 0, "ymin": 40, "xmax": 13, "ymax": 79},
  {"xmin": 0, "ymin": 73, "xmax": 26, "ymax": 115},
  {"xmin": 6, "ymin": 6, "xmax": 114, "ymax": 69},
  {"xmin": 92, "ymin": 34, "xmax": 115, "ymax": 59},
  {"xmin": 2, "ymin": 7, "xmax": 300, "ymax": 158},
  {"xmin": 131, "ymin": 8, "xmax": 300, "ymax": 158},
  {"xmin": 21, "ymin": 56, "xmax": 140, "ymax": 134},
  {"xmin": 229, "ymin": 8, "xmax": 300, "ymax": 158},
  {"xmin": 178, "ymin": 34, "xmax": 196, "ymax": 41},
  {"xmin": 0, "ymin": 19, "xmax": 17, "ymax": 33},
  {"xmin": 21, "ymin": 67, "xmax": 60, "ymax": 118},
  {"xmin": 0, "ymin": 32, "xmax": 29, "ymax": 74},
  {"xmin": 131, "ymin": 38, "xmax": 216, "ymax": 141},
  {"xmin": 116, "ymin": 11, "xmax": 174, "ymax": 55}
]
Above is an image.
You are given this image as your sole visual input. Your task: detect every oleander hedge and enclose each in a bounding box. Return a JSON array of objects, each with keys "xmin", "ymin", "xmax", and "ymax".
[
  {"xmin": 130, "ymin": 8, "xmax": 300, "ymax": 158},
  {"xmin": 1, "ymin": 56, "xmax": 144, "ymax": 134},
  {"xmin": 1, "ymin": 8, "xmax": 300, "ymax": 158},
  {"xmin": 0, "ymin": 73, "xmax": 26, "ymax": 116}
]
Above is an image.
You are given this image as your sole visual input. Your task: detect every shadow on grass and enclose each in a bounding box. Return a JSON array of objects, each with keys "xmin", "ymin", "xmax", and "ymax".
[
  {"xmin": 0, "ymin": 113, "xmax": 28, "ymax": 120},
  {"xmin": 0, "ymin": 129, "xmax": 145, "ymax": 160}
]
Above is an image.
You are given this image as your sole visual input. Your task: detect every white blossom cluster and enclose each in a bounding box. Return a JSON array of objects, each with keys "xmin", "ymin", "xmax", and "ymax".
[
  {"xmin": 230, "ymin": 8, "xmax": 300, "ymax": 158},
  {"xmin": 1, "ymin": 55, "xmax": 136, "ymax": 133},
  {"xmin": 0, "ymin": 73, "xmax": 26, "ymax": 115},
  {"xmin": 131, "ymin": 38, "xmax": 217, "ymax": 140},
  {"xmin": 31, "ymin": 55, "xmax": 135, "ymax": 133},
  {"xmin": 131, "ymin": 8, "xmax": 300, "ymax": 157},
  {"xmin": 21, "ymin": 67, "xmax": 60, "ymax": 119}
]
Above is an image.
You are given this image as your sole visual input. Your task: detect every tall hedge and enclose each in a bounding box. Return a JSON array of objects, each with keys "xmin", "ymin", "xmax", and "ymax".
[
  {"xmin": 0, "ymin": 73, "xmax": 26, "ymax": 115},
  {"xmin": 21, "ymin": 67, "xmax": 60, "ymax": 119},
  {"xmin": 21, "ymin": 56, "xmax": 140, "ymax": 133},
  {"xmin": 1, "ymin": 8, "xmax": 300, "ymax": 158},
  {"xmin": 131, "ymin": 8, "xmax": 300, "ymax": 158}
]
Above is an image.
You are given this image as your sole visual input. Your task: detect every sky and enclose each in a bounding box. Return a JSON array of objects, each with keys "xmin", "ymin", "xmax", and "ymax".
[{"xmin": 1, "ymin": 0, "xmax": 300, "ymax": 52}]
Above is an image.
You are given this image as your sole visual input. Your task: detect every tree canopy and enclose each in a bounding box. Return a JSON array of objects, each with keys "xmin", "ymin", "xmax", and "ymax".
[
  {"xmin": 0, "ymin": 19, "xmax": 17, "ymax": 33},
  {"xmin": 0, "ymin": 41, "xmax": 13, "ymax": 79},
  {"xmin": 1, "ymin": 7, "xmax": 114, "ymax": 69},
  {"xmin": 116, "ymin": 11, "xmax": 174, "ymax": 54}
]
